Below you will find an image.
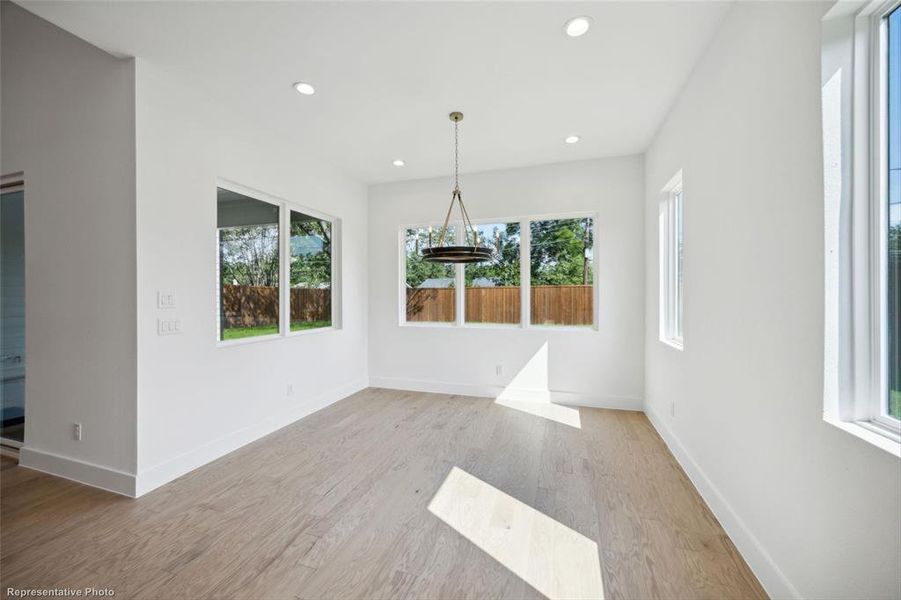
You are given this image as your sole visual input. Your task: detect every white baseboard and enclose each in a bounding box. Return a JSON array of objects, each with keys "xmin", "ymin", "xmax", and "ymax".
[
  {"xmin": 134, "ymin": 377, "xmax": 368, "ymax": 497},
  {"xmin": 368, "ymin": 376, "xmax": 642, "ymax": 410},
  {"xmin": 551, "ymin": 390, "xmax": 642, "ymax": 411},
  {"xmin": 19, "ymin": 447, "xmax": 137, "ymax": 497},
  {"xmin": 644, "ymin": 406, "xmax": 800, "ymax": 600}
]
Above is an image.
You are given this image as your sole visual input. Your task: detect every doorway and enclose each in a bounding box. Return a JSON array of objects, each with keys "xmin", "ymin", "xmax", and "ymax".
[{"xmin": 1, "ymin": 176, "xmax": 25, "ymax": 449}]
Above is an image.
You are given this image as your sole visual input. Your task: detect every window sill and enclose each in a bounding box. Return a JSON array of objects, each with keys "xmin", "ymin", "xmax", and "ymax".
[
  {"xmin": 217, "ymin": 333, "xmax": 282, "ymax": 348},
  {"xmin": 399, "ymin": 322, "xmax": 597, "ymax": 333},
  {"xmin": 659, "ymin": 337, "xmax": 683, "ymax": 351},
  {"xmin": 286, "ymin": 326, "xmax": 337, "ymax": 338},
  {"xmin": 217, "ymin": 326, "xmax": 337, "ymax": 348},
  {"xmin": 823, "ymin": 413, "xmax": 901, "ymax": 458}
]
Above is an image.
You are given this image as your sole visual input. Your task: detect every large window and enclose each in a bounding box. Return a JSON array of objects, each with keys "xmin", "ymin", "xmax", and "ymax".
[
  {"xmin": 886, "ymin": 5, "xmax": 900, "ymax": 421},
  {"xmin": 465, "ymin": 223, "xmax": 520, "ymax": 324},
  {"xmin": 404, "ymin": 226, "xmax": 455, "ymax": 323},
  {"xmin": 400, "ymin": 216, "xmax": 596, "ymax": 329},
  {"xmin": 217, "ymin": 184, "xmax": 337, "ymax": 342},
  {"xmin": 659, "ymin": 173, "xmax": 683, "ymax": 349},
  {"xmin": 822, "ymin": 3, "xmax": 901, "ymax": 451},
  {"xmin": 530, "ymin": 218, "xmax": 594, "ymax": 327},
  {"xmin": 290, "ymin": 210, "xmax": 332, "ymax": 331},
  {"xmin": 217, "ymin": 188, "xmax": 280, "ymax": 340}
]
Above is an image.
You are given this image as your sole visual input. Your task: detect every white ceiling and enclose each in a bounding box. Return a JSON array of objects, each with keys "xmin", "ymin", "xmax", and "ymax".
[{"xmin": 19, "ymin": 1, "xmax": 730, "ymax": 184}]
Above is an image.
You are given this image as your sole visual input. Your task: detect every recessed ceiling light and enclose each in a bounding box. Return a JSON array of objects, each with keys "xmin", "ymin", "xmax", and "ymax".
[
  {"xmin": 393, "ymin": 159, "xmax": 406, "ymax": 167},
  {"xmin": 564, "ymin": 16, "xmax": 592, "ymax": 38},
  {"xmin": 293, "ymin": 81, "xmax": 315, "ymax": 95},
  {"xmin": 565, "ymin": 135, "xmax": 581, "ymax": 144}
]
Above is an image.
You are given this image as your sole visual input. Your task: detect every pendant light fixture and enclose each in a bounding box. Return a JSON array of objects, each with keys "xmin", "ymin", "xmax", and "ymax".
[{"xmin": 421, "ymin": 112, "xmax": 493, "ymax": 264}]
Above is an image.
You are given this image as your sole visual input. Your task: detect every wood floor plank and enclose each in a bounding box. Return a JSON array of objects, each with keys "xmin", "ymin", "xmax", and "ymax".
[{"xmin": 0, "ymin": 389, "xmax": 767, "ymax": 600}]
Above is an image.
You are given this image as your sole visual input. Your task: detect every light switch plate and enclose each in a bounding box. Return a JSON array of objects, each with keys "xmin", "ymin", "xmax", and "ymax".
[{"xmin": 157, "ymin": 290, "xmax": 177, "ymax": 309}]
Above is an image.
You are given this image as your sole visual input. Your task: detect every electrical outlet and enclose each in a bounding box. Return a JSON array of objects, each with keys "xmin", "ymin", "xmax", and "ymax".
[
  {"xmin": 74, "ymin": 423, "xmax": 82, "ymax": 441},
  {"xmin": 495, "ymin": 364, "xmax": 503, "ymax": 376},
  {"xmin": 286, "ymin": 383, "xmax": 294, "ymax": 396},
  {"xmin": 670, "ymin": 401, "xmax": 676, "ymax": 417},
  {"xmin": 157, "ymin": 318, "xmax": 182, "ymax": 335}
]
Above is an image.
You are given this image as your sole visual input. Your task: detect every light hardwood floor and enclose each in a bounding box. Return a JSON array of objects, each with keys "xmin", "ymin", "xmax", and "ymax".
[{"xmin": 0, "ymin": 389, "xmax": 767, "ymax": 600}]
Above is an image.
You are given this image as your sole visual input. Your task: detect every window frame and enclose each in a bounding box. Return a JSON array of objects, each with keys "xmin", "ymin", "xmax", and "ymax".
[
  {"xmin": 659, "ymin": 171, "xmax": 684, "ymax": 350},
  {"xmin": 822, "ymin": 0, "xmax": 901, "ymax": 454},
  {"xmin": 216, "ymin": 179, "xmax": 340, "ymax": 347},
  {"xmin": 397, "ymin": 223, "xmax": 459, "ymax": 327},
  {"xmin": 869, "ymin": 1, "xmax": 901, "ymax": 433},
  {"xmin": 463, "ymin": 221, "xmax": 523, "ymax": 327},
  {"xmin": 398, "ymin": 211, "xmax": 599, "ymax": 331}
]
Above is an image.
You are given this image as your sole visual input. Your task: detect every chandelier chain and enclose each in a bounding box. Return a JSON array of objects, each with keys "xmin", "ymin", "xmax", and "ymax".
[
  {"xmin": 425, "ymin": 110, "xmax": 490, "ymax": 260},
  {"xmin": 454, "ymin": 120, "xmax": 460, "ymax": 192}
]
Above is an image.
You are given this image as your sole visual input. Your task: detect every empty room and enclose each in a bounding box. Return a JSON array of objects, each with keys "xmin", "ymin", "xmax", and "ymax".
[{"xmin": 1, "ymin": 1, "xmax": 899, "ymax": 599}]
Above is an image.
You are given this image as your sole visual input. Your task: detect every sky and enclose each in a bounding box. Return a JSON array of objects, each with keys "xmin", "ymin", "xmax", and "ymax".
[{"xmin": 890, "ymin": 7, "xmax": 900, "ymax": 224}]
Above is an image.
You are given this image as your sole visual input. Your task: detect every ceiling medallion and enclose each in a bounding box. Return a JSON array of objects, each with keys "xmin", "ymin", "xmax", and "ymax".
[{"xmin": 421, "ymin": 112, "xmax": 493, "ymax": 264}]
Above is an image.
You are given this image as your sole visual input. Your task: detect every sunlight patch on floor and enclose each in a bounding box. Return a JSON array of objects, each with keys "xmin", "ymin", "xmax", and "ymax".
[
  {"xmin": 494, "ymin": 394, "xmax": 582, "ymax": 428},
  {"xmin": 494, "ymin": 342, "xmax": 581, "ymax": 428},
  {"xmin": 428, "ymin": 466, "xmax": 604, "ymax": 600}
]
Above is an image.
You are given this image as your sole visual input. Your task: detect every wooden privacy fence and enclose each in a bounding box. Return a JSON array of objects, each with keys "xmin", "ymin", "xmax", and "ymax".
[
  {"xmin": 531, "ymin": 285, "xmax": 593, "ymax": 326},
  {"xmin": 406, "ymin": 285, "xmax": 592, "ymax": 325},
  {"xmin": 221, "ymin": 285, "xmax": 330, "ymax": 328},
  {"xmin": 891, "ymin": 248, "xmax": 900, "ymax": 398}
]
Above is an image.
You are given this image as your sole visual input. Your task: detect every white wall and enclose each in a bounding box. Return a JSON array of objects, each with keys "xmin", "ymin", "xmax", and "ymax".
[
  {"xmin": 133, "ymin": 63, "xmax": 369, "ymax": 494},
  {"xmin": 1, "ymin": 3, "xmax": 138, "ymax": 490},
  {"xmin": 643, "ymin": 2, "xmax": 901, "ymax": 599},
  {"xmin": 369, "ymin": 157, "xmax": 644, "ymax": 407}
]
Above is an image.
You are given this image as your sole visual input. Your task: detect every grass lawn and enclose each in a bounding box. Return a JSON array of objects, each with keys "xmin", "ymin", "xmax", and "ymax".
[
  {"xmin": 222, "ymin": 324, "xmax": 278, "ymax": 340},
  {"xmin": 291, "ymin": 320, "xmax": 331, "ymax": 332},
  {"xmin": 892, "ymin": 390, "xmax": 901, "ymax": 420},
  {"xmin": 223, "ymin": 320, "xmax": 332, "ymax": 340}
]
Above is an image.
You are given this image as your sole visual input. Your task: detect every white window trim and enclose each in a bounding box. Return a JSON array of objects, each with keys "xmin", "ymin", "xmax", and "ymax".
[
  {"xmin": 398, "ymin": 211, "xmax": 599, "ymax": 331},
  {"xmin": 216, "ymin": 178, "xmax": 341, "ymax": 347},
  {"xmin": 659, "ymin": 171, "xmax": 683, "ymax": 351},
  {"xmin": 822, "ymin": 0, "xmax": 901, "ymax": 455},
  {"xmin": 868, "ymin": 1, "xmax": 900, "ymax": 434}
]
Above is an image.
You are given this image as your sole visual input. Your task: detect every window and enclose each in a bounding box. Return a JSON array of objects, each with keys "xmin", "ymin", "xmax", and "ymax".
[
  {"xmin": 216, "ymin": 183, "xmax": 338, "ymax": 343},
  {"xmin": 404, "ymin": 226, "xmax": 455, "ymax": 323},
  {"xmin": 290, "ymin": 210, "xmax": 332, "ymax": 331},
  {"xmin": 399, "ymin": 215, "xmax": 597, "ymax": 329},
  {"xmin": 659, "ymin": 172, "xmax": 683, "ymax": 349},
  {"xmin": 465, "ymin": 223, "xmax": 521, "ymax": 324},
  {"xmin": 530, "ymin": 218, "xmax": 594, "ymax": 327},
  {"xmin": 821, "ymin": 2, "xmax": 901, "ymax": 452},
  {"xmin": 217, "ymin": 188, "xmax": 280, "ymax": 341},
  {"xmin": 886, "ymin": 5, "xmax": 900, "ymax": 421}
]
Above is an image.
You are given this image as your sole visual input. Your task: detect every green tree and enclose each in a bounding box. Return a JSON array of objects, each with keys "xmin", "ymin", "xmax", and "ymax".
[
  {"xmin": 464, "ymin": 223, "xmax": 520, "ymax": 286},
  {"xmin": 290, "ymin": 219, "xmax": 331, "ymax": 288},
  {"xmin": 405, "ymin": 227, "xmax": 455, "ymax": 287},
  {"xmin": 219, "ymin": 225, "xmax": 279, "ymax": 287},
  {"xmin": 529, "ymin": 218, "xmax": 593, "ymax": 286}
]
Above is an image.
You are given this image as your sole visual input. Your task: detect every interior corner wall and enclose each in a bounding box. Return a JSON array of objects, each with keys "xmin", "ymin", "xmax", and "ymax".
[
  {"xmin": 1, "ymin": 2, "xmax": 138, "ymax": 492},
  {"xmin": 643, "ymin": 2, "xmax": 900, "ymax": 599},
  {"xmin": 368, "ymin": 157, "xmax": 645, "ymax": 406},
  {"xmin": 133, "ymin": 63, "xmax": 369, "ymax": 495}
]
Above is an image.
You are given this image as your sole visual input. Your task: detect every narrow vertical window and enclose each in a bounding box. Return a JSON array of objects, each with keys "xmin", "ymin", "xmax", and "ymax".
[
  {"xmin": 675, "ymin": 187, "xmax": 684, "ymax": 340},
  {"xmin": 465, "ymin": 223, "xmax": 521, "ymax": 324},
  {"xmin": 529, "ymin": 218, "xmax": 594, "ymax": 327},
  {"xmin": 217, "ymin": 188, "xmax": 280, "ymax": 341},
  {"xmin": 289, "ymin": 211, "xmax": 332, "ymax": 331},
  {"xmin": 886, "ymin": 6, "xmax": 900, "ymax": 420},
  {"xmin": 660, "ymin": 173, "xmax": 684, "ymax": 348},
  {"xmin": 404, "ymin": 226, "xmax": 456, "ymax": 323}
]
